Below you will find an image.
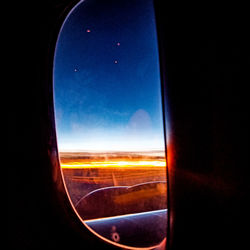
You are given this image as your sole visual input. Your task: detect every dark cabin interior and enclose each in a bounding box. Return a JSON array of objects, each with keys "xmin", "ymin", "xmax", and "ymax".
[{"xmin": 8, "ymin": 0, "xmax": 248, "ymax": 249}]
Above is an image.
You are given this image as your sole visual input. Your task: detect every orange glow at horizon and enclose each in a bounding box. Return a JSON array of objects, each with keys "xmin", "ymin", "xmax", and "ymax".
[{"xmin": 60, "ymin": 159, "xmax": 166, "ymax": 169}]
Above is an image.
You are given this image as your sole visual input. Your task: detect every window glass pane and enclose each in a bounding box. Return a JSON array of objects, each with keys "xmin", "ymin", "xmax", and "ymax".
[{"xmin": 54, "ymin": 0, "xmax": 167, "ymax": 248}]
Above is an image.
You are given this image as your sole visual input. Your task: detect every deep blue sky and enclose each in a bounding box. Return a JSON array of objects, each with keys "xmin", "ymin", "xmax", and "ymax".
[{"xmin": 54, "ymin": 0, "xmax": 165, "ymax": 151}]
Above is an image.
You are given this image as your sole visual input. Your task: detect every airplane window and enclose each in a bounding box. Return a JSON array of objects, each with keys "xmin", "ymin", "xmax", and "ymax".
[{"xmin": 53, "ymin": 0, "xmax": 167, "ymax": 249}]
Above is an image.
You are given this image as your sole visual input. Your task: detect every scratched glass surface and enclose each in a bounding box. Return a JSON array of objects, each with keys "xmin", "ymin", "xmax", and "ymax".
[{"xmin": 54, "ymin": 0, "xmax": 167, "ymax": 248}]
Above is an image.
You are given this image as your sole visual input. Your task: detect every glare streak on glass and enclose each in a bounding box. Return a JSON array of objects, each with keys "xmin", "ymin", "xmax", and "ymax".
[
  {"xmin": 53, "ymin": 0, "xmax": 167, "ymax": 248},
  {"xmin": 61, "ymin": 160, "xmax": 166, "ymax": 168}
]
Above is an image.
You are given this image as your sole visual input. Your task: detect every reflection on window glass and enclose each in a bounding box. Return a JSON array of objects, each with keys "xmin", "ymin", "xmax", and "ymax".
[{"xmin": 54, "ymin": 0, "xmax": 167, "ymax": 248}]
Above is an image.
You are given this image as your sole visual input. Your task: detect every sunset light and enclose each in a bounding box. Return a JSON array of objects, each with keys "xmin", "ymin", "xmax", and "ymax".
[{"xmin": 60, "ymin": 159, "xmax": 166, "ymax": 169}]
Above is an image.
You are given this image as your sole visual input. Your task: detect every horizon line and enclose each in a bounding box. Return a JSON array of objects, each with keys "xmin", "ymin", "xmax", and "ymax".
[{"xmin": 59, "ymin": 148, "xmax": 165, "ymax": 153}]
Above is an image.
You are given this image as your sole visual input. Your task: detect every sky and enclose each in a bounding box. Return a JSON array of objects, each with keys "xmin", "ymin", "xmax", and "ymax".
[{"xmin": 53, "ymin": 0, "xmax": 165, "ymax": 152}]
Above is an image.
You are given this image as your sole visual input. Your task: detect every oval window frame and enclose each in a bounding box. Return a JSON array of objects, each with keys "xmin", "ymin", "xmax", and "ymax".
[{"xmin": 51, "ymin": 0, "xmax": 169, "ymax": 249}]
